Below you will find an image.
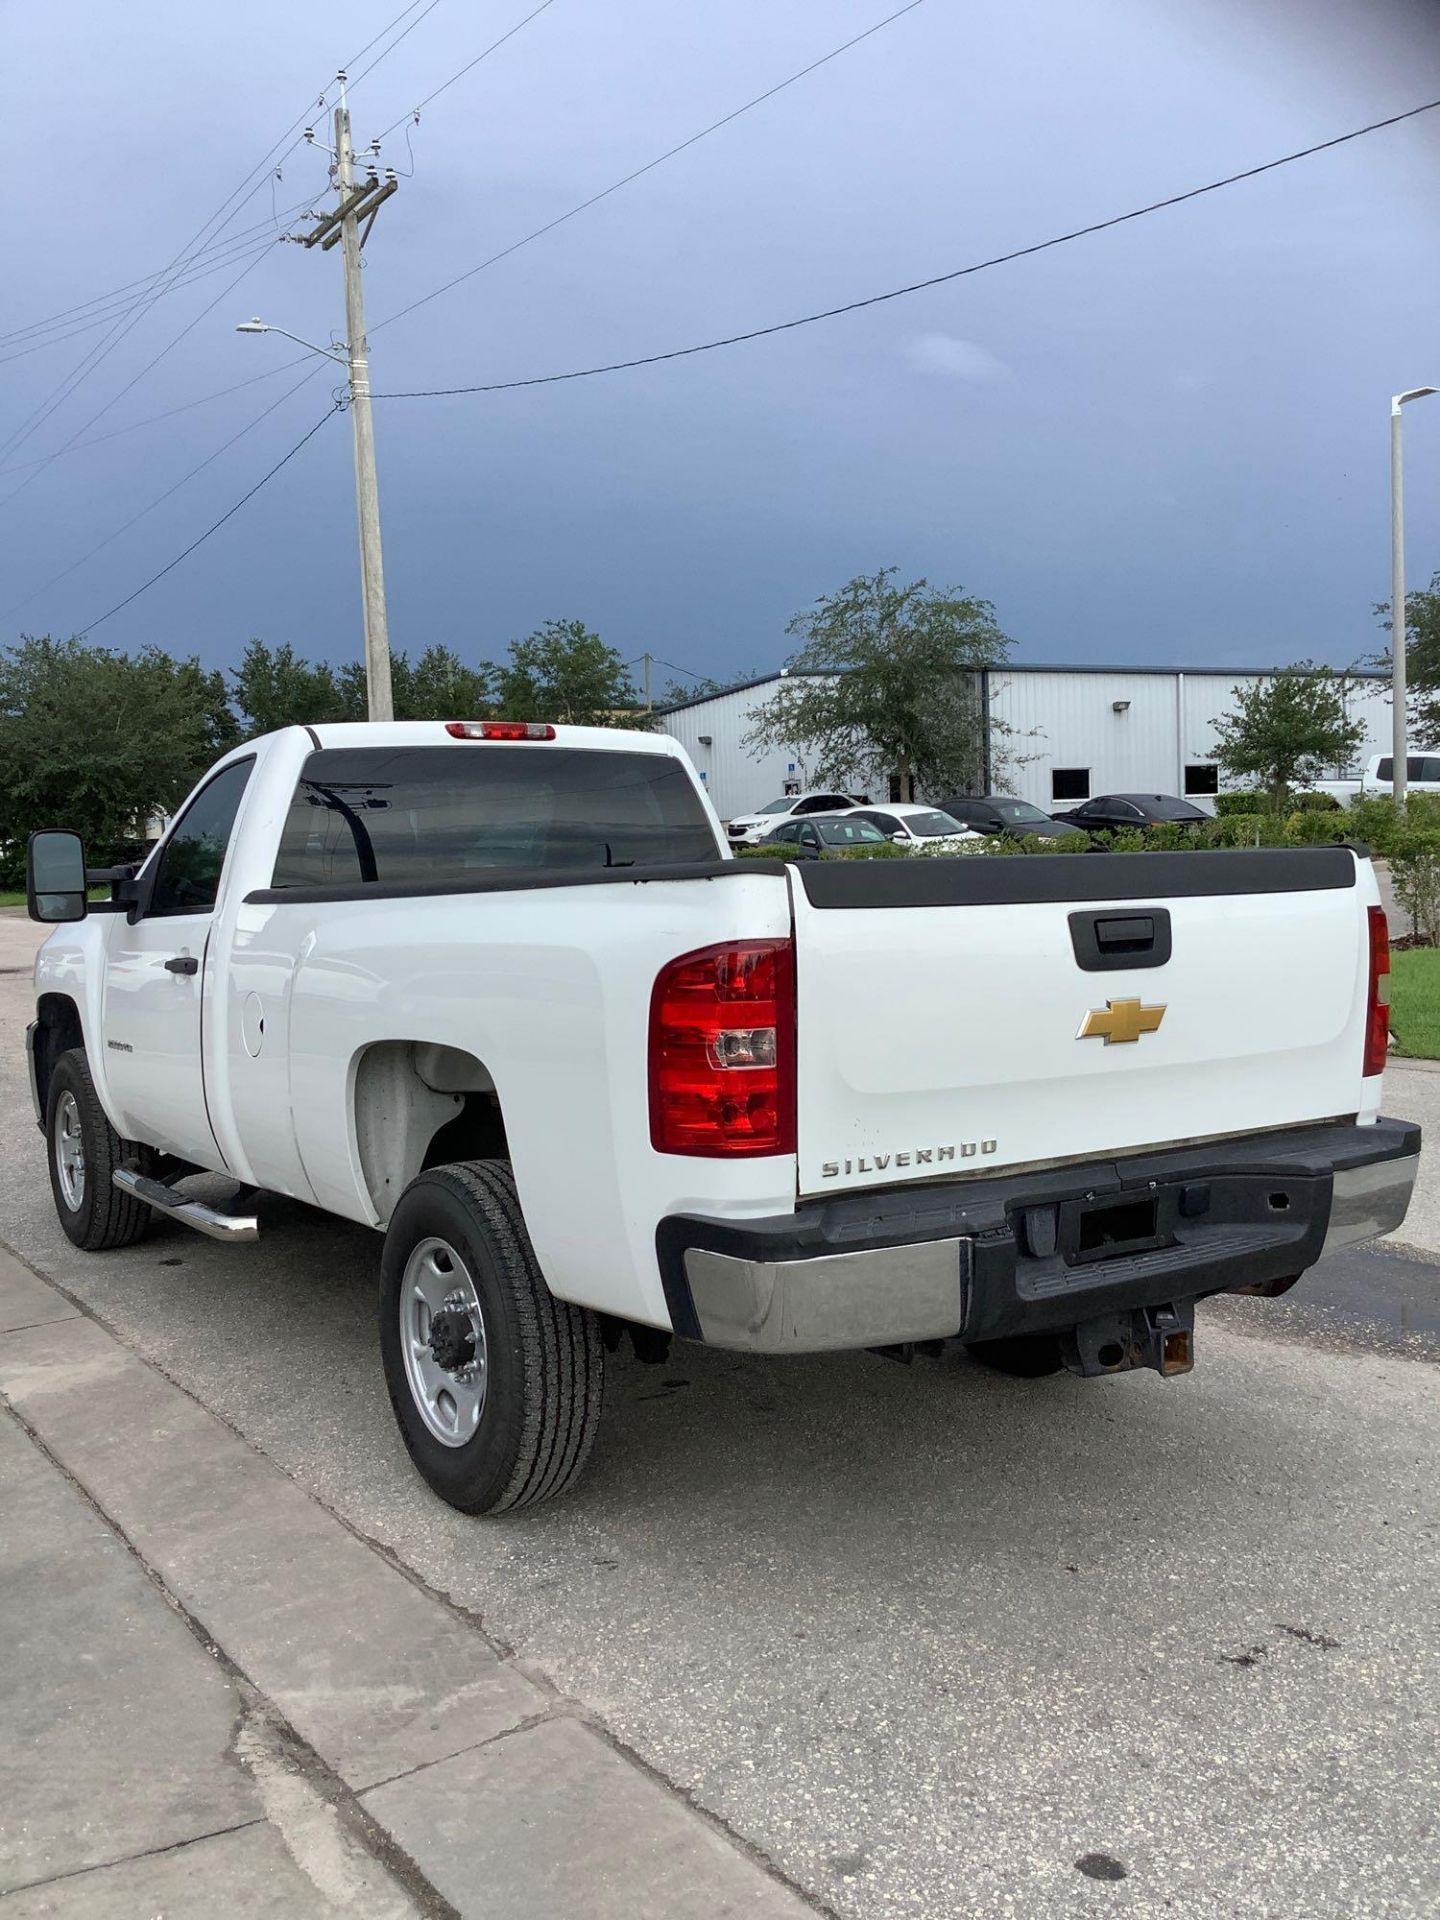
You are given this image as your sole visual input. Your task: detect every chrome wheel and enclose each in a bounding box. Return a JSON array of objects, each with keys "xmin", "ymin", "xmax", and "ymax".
[
  {"xmin": 399, "ymin": 1236, "xmax": 488, "ymax": 1449},
  {"xmin": 54, "ymin": 1090, "xmax": 86, "ymax": 1212}
]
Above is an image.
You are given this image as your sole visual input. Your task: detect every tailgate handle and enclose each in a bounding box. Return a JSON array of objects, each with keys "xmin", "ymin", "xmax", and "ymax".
[{"xmin": 1069, "ymin": 907, "xmax": 1172, "ymax": 972}]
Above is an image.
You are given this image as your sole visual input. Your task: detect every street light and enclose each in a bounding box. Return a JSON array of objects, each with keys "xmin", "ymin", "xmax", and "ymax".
[
  {"xmin": 1390, "ymin": 386, "xmax": 1438, "ymax": 807},
  {"xmin": 235, "ymin": 317, "xmax": 347, "ymax": 361}
]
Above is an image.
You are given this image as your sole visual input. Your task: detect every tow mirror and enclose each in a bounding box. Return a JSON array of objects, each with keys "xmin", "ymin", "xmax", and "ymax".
[{"xmin": 26, "ymin": 830, "xmax": 88, "ymax": 924}]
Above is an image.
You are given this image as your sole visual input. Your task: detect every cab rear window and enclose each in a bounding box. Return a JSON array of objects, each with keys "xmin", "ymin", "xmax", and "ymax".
[{"xmin": 269, "ymin": 745, "xmax": 719, "ymax": 888}]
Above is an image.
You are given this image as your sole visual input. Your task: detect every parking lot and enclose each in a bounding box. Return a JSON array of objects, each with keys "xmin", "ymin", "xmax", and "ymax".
[{"xmin": 2, "ymin": 908, "xmax": 1438, "ymax": 1918}]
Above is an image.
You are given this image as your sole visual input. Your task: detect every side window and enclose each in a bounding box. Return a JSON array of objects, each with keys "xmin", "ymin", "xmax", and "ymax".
[
  {"xmin": 1111, "ymin": 801, "xmax": 1143, "ymax": 821},
  {"xmin": 1051, "ymin": 767, "xmax": 1090, "ymax": 802},
  {"xmin": 867, "ymin": 813, "xmax": 899, "ymax": 834},
  {"xmin": 795, "ymin": 797, "xmax": 829, "ymax": 815},
  {"xmin": 149, "ymin": 759, "xmax": 254, "ymax": 918}
]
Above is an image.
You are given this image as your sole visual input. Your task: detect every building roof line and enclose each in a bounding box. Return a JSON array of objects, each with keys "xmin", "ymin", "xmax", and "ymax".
[{"xmin": 655, "ymin": 661, "xmax": 1386, "ymax": 715}]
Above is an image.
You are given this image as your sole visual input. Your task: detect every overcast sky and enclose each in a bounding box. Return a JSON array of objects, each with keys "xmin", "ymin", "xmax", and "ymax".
[{"xmin": 4, "ymin": 0, "xmax": 1439, "ymax": 687}]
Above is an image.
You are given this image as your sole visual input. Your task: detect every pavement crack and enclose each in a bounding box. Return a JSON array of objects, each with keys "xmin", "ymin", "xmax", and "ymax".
[{"xmin": 0, "ymin": 1818, "xmax": 266, "ymax": 1898}]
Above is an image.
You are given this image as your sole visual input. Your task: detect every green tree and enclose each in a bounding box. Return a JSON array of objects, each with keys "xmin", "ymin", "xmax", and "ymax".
[
  {"xmin": 232, "ymin": 640, "xmax": 359, "ymax": 734},
  {"xmin": 389, "ymin": 645, "xmax": 492, "ymax": 721},
  {"xmin": 0, "ymin": 635, "xmax": 235, "ymax": 872},
  {"xmin": 1208, "ymin": 663, "xmax": 1366, "ymax": 811},
  {"xmin": 490, "ymin": 619, "xmax": 644, "ymax": 726},
  {"xmin": 743, "ymin": 568, "xmax": 1013, "ymax": 800},
  {"xmin": 1374, "ymin": 570, "xmax": 1440, "ymax": 747}
]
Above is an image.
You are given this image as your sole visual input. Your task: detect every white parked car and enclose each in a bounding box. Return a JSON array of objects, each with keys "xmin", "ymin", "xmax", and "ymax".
[
  {"xmin": 1311, "ymin": 754, "xmax": 1440, "ymax": 807},
  {"xmin": 847, "ymin": 804, "xmax": 979, "ymax": 852},
  {"xmin": 24, "ymin": 720, "xmax": 1419, "ymax": 1515},
  {"xmin": 724, "ymin": 790, "xmax": 857, "ymax": 847}
]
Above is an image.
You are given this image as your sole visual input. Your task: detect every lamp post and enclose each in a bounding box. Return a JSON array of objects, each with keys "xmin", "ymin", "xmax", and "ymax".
[{"xmin": 1390, "ymin": 387, "xmax": 1438, "ymax": 807}]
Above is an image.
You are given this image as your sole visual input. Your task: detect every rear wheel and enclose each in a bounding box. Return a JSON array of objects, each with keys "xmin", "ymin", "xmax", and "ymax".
[
  {"xmin": 379, "ymin": 1162, "xmax": 604, "ymax": 1514},
  {"xmin": 964, "ymin": 1332, "xmax": 1065, "ymax": 1378},
  {"xmin": 45, "ymin": 1049, "xmax": 154, "ymax": 1252}
]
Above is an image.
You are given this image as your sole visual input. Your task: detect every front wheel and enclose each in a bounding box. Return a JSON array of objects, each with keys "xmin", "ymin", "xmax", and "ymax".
[
  {"xmin": 45, "ymin": 1049, "xmax": 154, "ymax": 1252},
  {"xmin": 379, "ymin": 1162, "xmax": 604, "ymax": 1514}
]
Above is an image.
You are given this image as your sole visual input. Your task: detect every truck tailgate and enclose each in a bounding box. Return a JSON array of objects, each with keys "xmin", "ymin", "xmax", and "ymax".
[{"xmin": 789, "ymin": 848, "xmax": 1373, "ymax": 1198}]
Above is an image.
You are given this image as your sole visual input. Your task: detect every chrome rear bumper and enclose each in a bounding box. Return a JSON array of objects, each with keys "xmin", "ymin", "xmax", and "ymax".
[
  {"xmin": 1321, "ymin": 1153, "xmax": 1419, "ymax": 1254},
  {"xmin": 662, "ymin": 1118, "xmax": 1421, "ymax": 1354},
  {"xmin": 683, "ymin": 1241, "xmax": 960, "ymax": 1353}
]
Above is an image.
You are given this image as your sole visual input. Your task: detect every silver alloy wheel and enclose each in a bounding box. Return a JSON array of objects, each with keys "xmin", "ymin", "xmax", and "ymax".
[
  {"xmin": 399, "ymin": 1236, "xmax": 488, "ymax": 1448},
  {"xmin": 54, "ymin": 1089, "xmax": 86, "ymax": 1211}
]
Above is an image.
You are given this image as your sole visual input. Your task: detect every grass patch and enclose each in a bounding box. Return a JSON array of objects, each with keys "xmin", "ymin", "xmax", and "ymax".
[
  {"xmin": 0, "ymin": 891, "xmax": 25, "ymax": 909},
  {"xmin": 1391, "ymin": 948, "xmax": 1440, "ymax": 1060}
]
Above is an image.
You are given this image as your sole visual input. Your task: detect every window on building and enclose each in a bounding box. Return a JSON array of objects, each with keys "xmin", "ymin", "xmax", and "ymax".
[
  {"xmin": 1184, "ymin": 764, "xmax": 1219, "ymax": 795},
  {"xmin": 1051, "ymin": 767, "xmax": 1090, "ymax": 802}
]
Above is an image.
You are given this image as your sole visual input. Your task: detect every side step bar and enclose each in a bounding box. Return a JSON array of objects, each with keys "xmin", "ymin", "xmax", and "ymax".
[{"xmin": 112, "ymin": 1168, "xmax": 258, "ymax": 1243}]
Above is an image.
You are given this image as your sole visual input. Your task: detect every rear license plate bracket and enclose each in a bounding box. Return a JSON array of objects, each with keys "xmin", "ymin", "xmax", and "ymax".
[{"xmin": 1060, "ymin": 1189, "xmax": 1175, "ymax": 1266}]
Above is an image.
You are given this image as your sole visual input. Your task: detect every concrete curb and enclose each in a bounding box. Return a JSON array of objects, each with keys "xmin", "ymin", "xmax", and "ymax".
[{"xmin": 0, "ymin": 1245, "xmax": 821, "ymax": 1920}]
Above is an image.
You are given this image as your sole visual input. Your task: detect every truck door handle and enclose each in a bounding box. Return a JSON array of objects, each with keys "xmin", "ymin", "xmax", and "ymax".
[{"xmin": 164, "ymin": 955, "xmax": 199, "ymax": 976}]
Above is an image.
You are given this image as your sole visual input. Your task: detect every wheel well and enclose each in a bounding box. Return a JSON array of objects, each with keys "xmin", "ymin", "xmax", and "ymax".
[
  {"xmin": 33, "ymin": 994, "xmax": 84, "ymax": 1118},
  {"xmin": 353, "ymin": 1041, "xmax": 509, "ymax": 1224}
]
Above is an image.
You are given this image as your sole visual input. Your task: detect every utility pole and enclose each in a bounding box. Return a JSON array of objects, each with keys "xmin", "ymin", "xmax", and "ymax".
[
  {"xmin": 1389, "ymin": 386, "xmax": 1439, "ymax": 809},
  {"xmin": 642, "ymin": 653, "xmax": 653, "ymax": 711},
  {"xmin": 295, "ymin": 75, "xmax": 400, "ymax": 721}
]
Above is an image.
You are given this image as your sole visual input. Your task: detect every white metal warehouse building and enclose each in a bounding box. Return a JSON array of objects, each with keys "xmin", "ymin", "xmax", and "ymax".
[{"xmin": 657, "ymin": 664, "xmax": 1392, "ymax": 820}]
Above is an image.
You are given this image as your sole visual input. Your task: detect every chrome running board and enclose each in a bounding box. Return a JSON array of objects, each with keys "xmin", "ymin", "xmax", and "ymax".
[{"xmin": 113, "ymin": 1168, "xmax": 258, "ymax": 1243}]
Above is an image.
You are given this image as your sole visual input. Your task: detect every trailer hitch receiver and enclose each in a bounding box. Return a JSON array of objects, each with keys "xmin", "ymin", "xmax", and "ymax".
[{"xmin": 1062, "ymin": 1300, "xmax": 1195, "ymax": 1378}]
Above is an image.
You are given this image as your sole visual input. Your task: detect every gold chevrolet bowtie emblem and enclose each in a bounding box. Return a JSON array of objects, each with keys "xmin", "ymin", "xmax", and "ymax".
[{"xmin": 1079, "ymin": 998, "xmax": 1166, "ymax": 1045}]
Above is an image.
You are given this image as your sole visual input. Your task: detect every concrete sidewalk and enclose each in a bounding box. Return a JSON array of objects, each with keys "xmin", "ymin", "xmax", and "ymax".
[{"xmin": 0, "ymin": 1249, "xmax": 814, "ymax": 1919}]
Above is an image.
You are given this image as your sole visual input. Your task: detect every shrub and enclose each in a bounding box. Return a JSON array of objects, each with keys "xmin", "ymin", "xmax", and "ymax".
[
  {"xmin": 1214, "ymin": 791, "xmax": 1268, "ymax": 816},
  {"xmin": 1391, "ymin": 834, "xmax": 1440, "ymax": 944},
  {"xmin": 1286, "ymin": 809, "xmax": 1349, "ymax": 845},
  {"xmin": 737, "ymin": 841, "xmax": 802, "ymax": 861},
  {"xmin": 1292, "ymin": 790, "xmax": 1342, "ymax": 812},
  {"xmin": 1347, "ymin": 796, "xmax": 1405, "ymax": 857}
]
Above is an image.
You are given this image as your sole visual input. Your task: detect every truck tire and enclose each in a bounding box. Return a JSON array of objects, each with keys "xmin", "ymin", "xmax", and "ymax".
[
  {"xmin": 379, "ymin": 1161, "xmax": 604, "ymax": 1514},
  {"xmin": 964, "ymin": 1332, "xmax": 1065, "ymax": 1378},
  {"xmin": 45, "ymin": 1049, "xmax": 154, "ymax": 1252}
]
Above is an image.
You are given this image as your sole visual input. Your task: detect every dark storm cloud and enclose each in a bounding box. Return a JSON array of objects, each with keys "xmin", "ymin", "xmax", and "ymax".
[{"xmin": 3, "ymin": 0, "xmax": 1438, "ymax": 677}]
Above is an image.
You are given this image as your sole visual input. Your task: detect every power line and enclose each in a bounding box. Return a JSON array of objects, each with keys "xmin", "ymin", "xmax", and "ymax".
[
  {"xmin": 349, "ymin": 0, "xmax": 445, "ymax": 90},
  {"xmin": 373, "ymin": 0, "xmax": 929, "ymax": 335},
  {"xmin": 0, "ymin": 210, "xmax": 312, "ymax": 349},
  {"xmin": 374, "ymin": 94, "xmax": 1440, "ymax": 399},
  {"xmin": 5, "ymin": 366, "xmax": 334, "ymax": 618},
  {"xmin": 373, "ymin": 0, "xmax": 559, "ymax": 141},
  {"xmin": 75, "ymin": 403, "xmax": 344, "ymax": 638},
  {"xmin": 0, "ymin": 356, "xmax": 316, "ymax": 477},
  {"xmin": 0, "ymin": 0, "xmax": 435, "ymax": 470},
  {"xmin": 0, "ymin": 235, "xmax": 294, "ymax": 367},
  {"xmin": 0, "ymin": 239, "xmax": 293, "ymax": 508}
]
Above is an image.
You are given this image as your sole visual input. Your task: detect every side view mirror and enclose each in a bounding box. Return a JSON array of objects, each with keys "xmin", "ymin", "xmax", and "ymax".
[
  {"xmin": 27, "ymin": 830, "xmax": 88, "ymax": 924},
  {"xmin": 889, "ymin": 832, "xmax": 907, "ymax": 843}
]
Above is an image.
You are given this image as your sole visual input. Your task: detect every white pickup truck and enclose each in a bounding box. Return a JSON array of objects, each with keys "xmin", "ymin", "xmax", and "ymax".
[
  {"xmin": 1312, "ymin": 752, "xmax": 1440, "ymax": 805},
  {"xmin": 25, "ymin": 721, "xmax": 1419, "ymax": 1514}
]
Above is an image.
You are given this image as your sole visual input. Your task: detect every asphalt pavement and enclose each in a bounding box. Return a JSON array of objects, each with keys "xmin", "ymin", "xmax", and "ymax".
[{"xmin": 2, "ymin": 909, "xmax": 1438, "ymax": 1919}]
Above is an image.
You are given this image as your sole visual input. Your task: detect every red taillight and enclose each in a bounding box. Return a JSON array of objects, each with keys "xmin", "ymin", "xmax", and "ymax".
[
  {"xmin": 649, "ymin": 940, "xmax": 795, "ymax": 1157},
  {"xmin": 1364, "ymin": 904, "xmax": 1391, "ymax": 1077},
  {"xmin": 445, "ymin": 720, "xmax": 556, "ymax": 740}
]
